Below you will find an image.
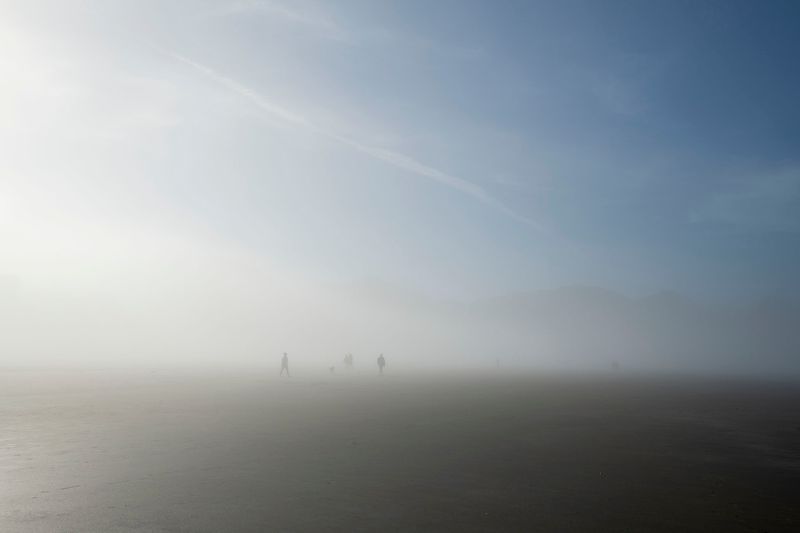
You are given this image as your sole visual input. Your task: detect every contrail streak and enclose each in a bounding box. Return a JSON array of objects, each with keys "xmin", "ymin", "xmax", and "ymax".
[{"xmin": 169, "ymin": 52, "xmax": 548, "ymax": 232}]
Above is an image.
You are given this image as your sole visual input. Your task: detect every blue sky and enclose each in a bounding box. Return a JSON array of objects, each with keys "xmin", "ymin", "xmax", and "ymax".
[{"xmin": 3, "ymin": 0, "xmax": 800, "ymax": 302}]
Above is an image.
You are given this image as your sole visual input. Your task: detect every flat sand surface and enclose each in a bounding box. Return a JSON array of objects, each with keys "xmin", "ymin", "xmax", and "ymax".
[{"xmin": 2, "ymin": 369, "xmax": 799, "ymax": 532}]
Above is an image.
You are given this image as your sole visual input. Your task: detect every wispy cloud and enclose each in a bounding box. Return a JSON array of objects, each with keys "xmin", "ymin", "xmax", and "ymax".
[
  {"xmin": 207, "ymin": 1, "xmax": 485, "ymax": 61},
  {"xmin": 168, "ymin": 53, "xmax": 308, "ymax": 126},
  {"xmin": 207, "ymin": 0, "xmax": 350, "ymax": 42},
  {"xmin": 359, "ymin": 27, "xmax": 487, "ymax": 61},
  {"xmin": 690, "ymin": 165, "xmax": 800, "ymax": 232},
  {"xmin": 168, "ymin": 52, "xmax": 548, "ymax": 233}
]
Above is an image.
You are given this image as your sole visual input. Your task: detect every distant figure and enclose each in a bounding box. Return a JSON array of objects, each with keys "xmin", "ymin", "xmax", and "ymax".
[
  {"xmin": 329, "ymin": 366, "xmax": 335, "ymax": 374},
  {"xmin": 343, "ymin": 353, "xmax": 354, "ymax": 370},
  {"xmin": 377, "ymin": 353, "xmax": 386, "ymax": 375},
  {"xmin": 280, "ymin": 352, "xmax": 290, "ymax": 377}
]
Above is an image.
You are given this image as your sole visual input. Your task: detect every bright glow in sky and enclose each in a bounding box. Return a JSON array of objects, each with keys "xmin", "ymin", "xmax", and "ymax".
[{"xmin": 2, "ymin": 1, "xmax": 799, "ymax": 368}]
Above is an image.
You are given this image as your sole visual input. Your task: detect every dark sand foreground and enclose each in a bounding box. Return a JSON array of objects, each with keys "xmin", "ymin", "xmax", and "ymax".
[{"xmin": 2, "ymin": 369, "xmax": 799, "ymax": 532}]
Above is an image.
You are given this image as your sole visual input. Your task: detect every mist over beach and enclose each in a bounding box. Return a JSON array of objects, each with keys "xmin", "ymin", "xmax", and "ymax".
[{"xmin": 2, "ymin": 0, "xmax": 800, "ymax": 531}]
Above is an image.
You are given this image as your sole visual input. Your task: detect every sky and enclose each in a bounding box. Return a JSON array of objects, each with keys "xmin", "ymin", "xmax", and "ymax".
[{"xmin": 1, "ymin": 1, "xmax": 799, "ymax": 366}]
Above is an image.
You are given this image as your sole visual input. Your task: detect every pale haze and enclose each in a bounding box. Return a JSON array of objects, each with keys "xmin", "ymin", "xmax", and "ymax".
[
  {"xmin": 2, "ymin": 0, "xmax": 799, "ymax": 372},
  {"xmin": 3, "ymin": 4, "xmax": 800, "ymax": 533}
]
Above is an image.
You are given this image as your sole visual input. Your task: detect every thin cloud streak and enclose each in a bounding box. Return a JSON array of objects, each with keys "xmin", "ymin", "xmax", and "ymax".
[
  {"xmin": 205, "ymin": 0, "xmax": 351, "ymax": 42},
  {"xmin": 329, "ymin": 135, "xmax": 547, "ymax": 230},
  {"xmin": 168, "ymin": 52, "xmax": 549, "ymax": 233},
  {"xmin": 169, "ymin": 53, "xmax": 308, "ymax": 126}
]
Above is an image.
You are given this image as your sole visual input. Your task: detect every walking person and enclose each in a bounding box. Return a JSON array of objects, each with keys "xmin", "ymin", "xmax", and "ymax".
[
  {"xmin": 377, "ymin": 353, "xmax": 386, "ymax": 376},
  {"xmin": 280, "ymin": 352, "xmax": 290, "ymax": 377}
]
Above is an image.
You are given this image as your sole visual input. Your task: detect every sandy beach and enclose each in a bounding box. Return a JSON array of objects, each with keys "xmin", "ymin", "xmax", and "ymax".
[{"xmin": 2, "ymin": 369, "xmax": 799, "ymax": 532}]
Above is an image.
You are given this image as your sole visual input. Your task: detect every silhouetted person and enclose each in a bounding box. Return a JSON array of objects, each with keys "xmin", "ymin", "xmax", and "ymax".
[
  {"xmin": 377, "ymin": 353, "xmax": 386, "ymax": 375},
  {"xmin": 343, "ymin": 353, "xmax": 354, "ymax": 370},
  {"xmin": 280, "ymin": 352, "xmax": 290, "ymax": 377}
]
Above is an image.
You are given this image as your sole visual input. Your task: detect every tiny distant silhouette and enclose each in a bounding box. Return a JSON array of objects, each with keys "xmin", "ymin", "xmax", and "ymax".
[
  {"xmin": 280, "ymin": 352, "xmax": 290, "ymax": 377},
  {"xmin": 329, "ymin": 366, "xmax": 335, "ymax": 374},
  {"xmin": 377, "ymin": 353, "xmax": 386, "ymax": 375},
  {"xmin": 343, "ymin": 353, "xmax": 354, "ymax": 370}
]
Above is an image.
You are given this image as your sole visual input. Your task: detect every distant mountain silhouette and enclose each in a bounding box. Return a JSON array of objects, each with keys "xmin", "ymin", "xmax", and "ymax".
[{"xmin": 341, "ymin": 282, "xmax": 800, "ymax": 374}]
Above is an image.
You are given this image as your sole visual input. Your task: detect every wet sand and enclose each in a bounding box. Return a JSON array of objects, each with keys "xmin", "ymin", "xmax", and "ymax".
[{"xmin": 2, "ymin": 369, "xmax": 799, "ymax": 532}]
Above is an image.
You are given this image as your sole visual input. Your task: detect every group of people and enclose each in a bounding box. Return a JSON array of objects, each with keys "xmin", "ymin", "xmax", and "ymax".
[{"xmin": 279, "ymin": 352, "xmax": 387, "ymax": 377}]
